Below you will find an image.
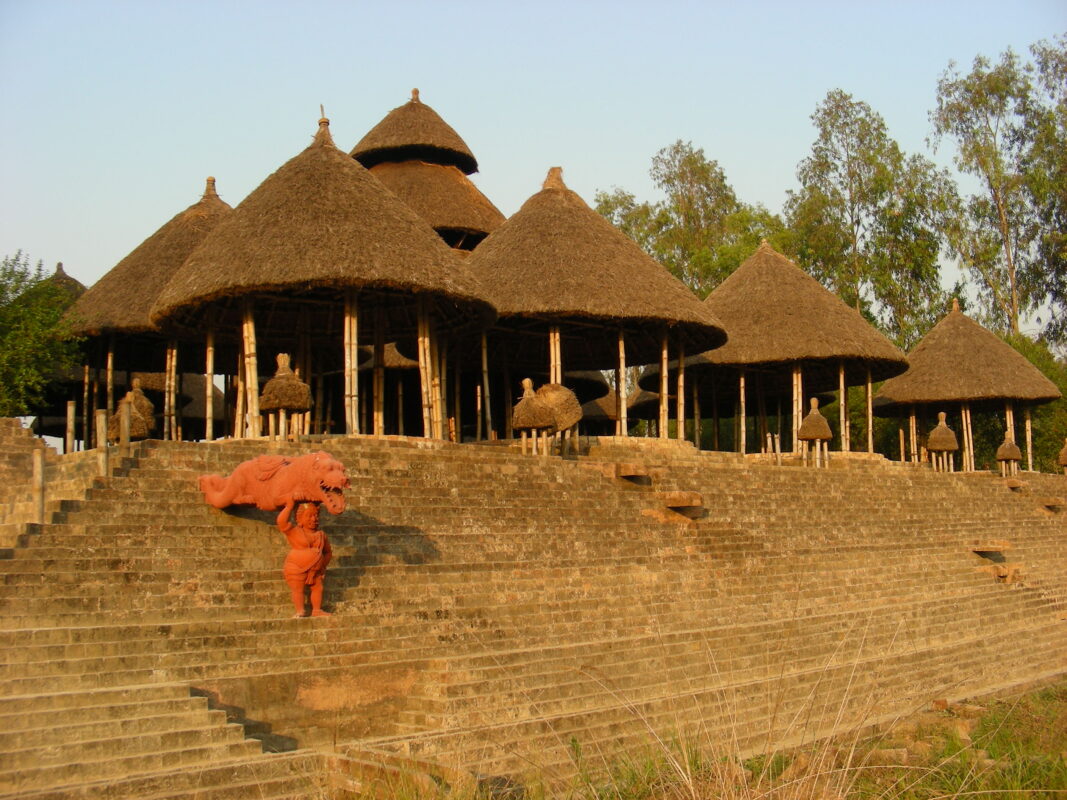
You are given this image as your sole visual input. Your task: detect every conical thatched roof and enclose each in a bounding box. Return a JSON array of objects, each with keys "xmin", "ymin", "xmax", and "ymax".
[
  {"xmin": 368, "ymin": 161, "xmax": 504, "ymax": 243},
  {"xmin": 797, "ymin": 398, "xmax": 832, "ymax": 441},
  {"xmin": 927, "ymin": 412, "xmax": 958, "ymax": 452},
  {"xmin": 996, "ymin": 439, "xmax": 1022, "ymax": 461},
  {"xmin": 874, "ymin": 300, "xmax": 1060, "ymax": 408},
  {"xmin": 260, "ymin": 354, "xmax": 312, "ymax": 412},
  {"xmin": 68, "ymin": 178, "xmax": 232, "ymax": 335},
  {"xmin": 152, "ymin": 117, "xmax": 495, "ymax": 332},
  {"xmin": 467, "ymin": 167, "xmax": 726, "ymax": 368},
  {"xmin": 352, "ymin": 89, "xmax": 478, "ymax": 175},
  {"xmin": 696, "ymin": 242, "xmax": 906, "ymax": 384},
  {"xmin": 46, "ymin": 263, "xmax": 85, "ymax": 302}
]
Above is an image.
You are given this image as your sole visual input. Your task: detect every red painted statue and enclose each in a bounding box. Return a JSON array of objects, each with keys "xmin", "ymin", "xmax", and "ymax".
[
  {"xmin": 199, "ymin": 451, "xmax": 350, "ymax": 617},
  {"xmin": 276, "ymin": 500, "xmax": 332, "ymax": 617}
]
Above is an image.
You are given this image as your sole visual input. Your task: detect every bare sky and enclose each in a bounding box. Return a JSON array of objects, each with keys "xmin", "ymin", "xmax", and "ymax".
[{"xmin": 1, "ymin": 0, "xmax": 1063, "ymax": 288}]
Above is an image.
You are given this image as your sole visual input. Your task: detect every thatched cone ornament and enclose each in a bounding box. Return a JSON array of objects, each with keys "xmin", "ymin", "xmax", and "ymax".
[
  {"xmin": 1057, "ymin": 438, "xmax": 1067, "ymax": 475},
  {"xmin": 107, "ymin": 379, "xmax": 154, "ymax": 442},
  {"xmin": 512, "ymin": 378, "xmax": 553, "ymax": 455},
  {"xmin": 259, "ymin": 354, "xmax": 311, "ymax": 441},
  {"xmin": 535, "ymin": 382, "xmax": 583, "ymax": 456},
  {"xmin": 797, "ymin": 398, "xmax": 832, "ymax": 467},
  {"xmin": 996, "ymin": 436, "xmax": 1023, "ymax": 477},
  {"xmin": 927, "ymin": 412, "xmax": 959, "ymax": 473}
]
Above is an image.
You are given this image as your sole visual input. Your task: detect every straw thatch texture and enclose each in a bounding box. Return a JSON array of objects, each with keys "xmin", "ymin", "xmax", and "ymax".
[
  {"xmin": 996, "ymin": 439, "xmax": 1022, "ymax": 461},
  {"xmin": 797, "ymin": 399, "xmax": 832, "ymax": 441},
  {"xmin": 68, "ymin": 178, "xmax": 232, "ymax": 335},
  {"xmin": 358, "ymin": 343, "xmax": 419, "ymax": 370},
  {"xmin": 874, "ymin": 302, "xmax": 1060, "ymax": 408},
  {"xmin": 536, "ymin": 383, "xmax": 583, "ymax": 433},
  {"xmin": 352, "ymin": 89, "xmax": 478, "ymax": 175},
  {"xmin": 467, "ymin": 168, "xmax": 726, "ymax": 367},
  {"xmin": 46, "ymin": 263, "xmax": 86, "ymax": 303},
  {"xmin": 369, "ymin": 161, "xmax": 504, "ymax": 240},
  {"xmin": 927, "ymin": 413, "xmax": 958, "ymax": 452},
  {"xmin": 152, "ymin": 119, "xmax": 495, "ymax": 332},
  {"xmin": 512, "ymin": 379, "xmax": 553, "ymax": 430},
  {"xmin": 698, "ymin": 242, "xmax": 906, "ymax": 384},
  {"xmin": 581, "ymin": 392, "xmax": 619, "ymax": 423},
  {"xmin": 259, "ymin": 354, "xmax": 311, "ymax": 412}
]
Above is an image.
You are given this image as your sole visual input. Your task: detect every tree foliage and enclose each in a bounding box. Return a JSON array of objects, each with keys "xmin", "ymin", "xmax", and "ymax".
[
  {"xmin": 786, "ymin": 90, "xmax": 958, "ymax": 349},
  {"xmin": 595, "ymin": 141, "xmax": 787, "ymax": 296},
  {"xmin": 0, "ymin": 252, "xmax": 82, "ymax": 417}
]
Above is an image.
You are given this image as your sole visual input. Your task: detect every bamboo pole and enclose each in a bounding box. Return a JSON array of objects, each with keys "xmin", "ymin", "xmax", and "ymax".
[
  {"xmin": 416, "ymin": 300, "xmax": 432, "ymax": 437},
  {"xmin": 481, "ymin": 333, "xmax": 493, "ymax": 439},
  {"xmin": 692, "ymin": 380, "xmax": 701, "ymax": 449},
  {"xmin": 106, "ymin": 336, "xmax": 115, "ymax": 415},
  {"xmin": 838, "ymin": 361, "xmax": 847, "ymax": 452},
  {"xmin": 658, "ymin": 331, "xmax": 669, "ymax": 439},
  {"xmin": 32, "ymin": 447, "xmax": 45, "ymax": 525},
  {"xmin": 962, "ymin": 402, "xmax": 973, "ymax": 471},
  {"xmin": 204, "ymin": 329, "xmax": 215, "ymax": 441},
  {"xmin": 163, "ymin": 344, "xmax": 172, "ymax": 441},
  {"xmin": 675, "ymin": 340, "xmax": 685, "ymax": 441},
  {"xmin": 119, "ymin": 398, "xmax": 131, "ymax": 458},
  {"xmin": 865, "ymin": 368, "xmax": 874, "ymax": 453},
  {"xmin": 429, "ymin": 319, "xmax": 444, "ymax": 439},
  {"xmin": 241, "ymin": 301, "xmax": 260, "ymax": 437},
  {"xmin": 234, "ymin": 348, "xmax": 246, "ymax": 439},
  {"xmin": 755, "ymin": 374, "xmax": 767, "ymax": 451},
  {"xmin": 1005, "ymin": 400, "xmax": 1015, "ymax": 443},
  {"xmin": 909, "ymin": 407, "xmax": 918, "ymax": 463},
  {"xmin": 617, "ymin": 331, "xmax": 629, "ymax": 437},
  {"xmin": 95, "ymin": 409, "xmax": 108, "ymax": 477},
  {"xmin": 343, "ymin": 289, "xmax": 359, "ymax": 435},
  {"xmin": 475, "ymin": 384, "xmax": 483, "ymax": 442},
  {"xmin": 739, "ymin": 370, "xmax": 747, "ymax": 454},
  {"xmin": 397, "ymin": 380, "xmax": 405, "ymax": 436},
  {"xmin": 82, "ymin": 364, "xmax": 91, "ymax": 449},
  {"xmin": 898, "ymin": 422, "xmax": 905, "ymax": 462}
]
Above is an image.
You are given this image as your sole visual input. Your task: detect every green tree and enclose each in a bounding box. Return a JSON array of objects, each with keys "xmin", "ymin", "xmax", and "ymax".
[
  {"xmin": 1025, "ymin": 35, "xmax": 1067, "ymax": 342},
  {"xmin": 0, "ymin": 252, "xmax": 82, "ymax": 416},
  {"xmin": 931, "ymin": 48, "xmax": 1038, "ymax": 334},
  {"xmin": 595, "ymin": 141, "xmax": 787, "ymax": 296},
  {"xmin": 787, "ymin": 90, "xmax": 957, "ymax": 349}
]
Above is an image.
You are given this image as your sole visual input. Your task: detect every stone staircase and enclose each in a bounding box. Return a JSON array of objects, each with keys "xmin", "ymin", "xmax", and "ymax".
[{"xmin": 0, "ymin": 431, "xmax": 1066, "ymax": 796}]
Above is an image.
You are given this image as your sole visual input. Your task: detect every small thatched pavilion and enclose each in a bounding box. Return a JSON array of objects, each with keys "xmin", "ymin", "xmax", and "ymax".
[
  {"xmin": 467, "ymin": 167, "xmax": 727, "ymax": 440},
  {"xmin": 65, "ymin": 178, "xmax": 233, "ymax": 443},
  {"xmin": 642, "ymin": 242, "xmax": 908, "ymax": 454},
  {"xmin": 874, "ymin": 299, "xmax": 1060, "ymax": 470},
  {"xmin": 151, "ymin": 116, "xmax": 495, "ymax": 441},
  {"xmin": 351, "ymin": 89, "xmax": 504, "ymax": 252}
]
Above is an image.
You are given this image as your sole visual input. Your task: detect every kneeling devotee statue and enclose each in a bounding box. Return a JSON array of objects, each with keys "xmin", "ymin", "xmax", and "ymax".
[{"xmin": 199, "ymin": 452, "xmax": 350, "ymax": 617}]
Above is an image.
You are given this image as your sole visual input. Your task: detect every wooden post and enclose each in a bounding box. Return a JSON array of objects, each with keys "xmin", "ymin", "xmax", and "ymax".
[
  {"xmin": 106, "ymin": 336, "xmax": 115, "ymax": 415},
  {"xmin": 452, "ymin": 353, "xmax": 462, "ymax": 443},
  {"xmin": 1025, "ymin": 406, "xmax": 1033, "ymax": 471},
  {"xmin": 738, "ymin": 370, "xmax": 747, "ymax": 454},
  {"xmin": 204, "ymin": 329, "xmax": 215, "ymax": 441},
  {"xmin": 65, "ymin": 401, "xmax": 76, "ymax": 454},
  {"xmin": 32, "ymin": 447, "xmax": 45, "ymax": 525},
  {"xmin": 429, "ymin": 320, "xmax": 444, "ymax": 439},
  {"xmin": 838, "ymin": 361, "xmax": 848, "ymax": 452},
  {"xmin": 909, "ymin": 407, "xmax": 918, "ymax": 464},
  {"xmin": 675, "ymin": 340, "xmax": 685, "ymax": 440},
  {"xmin": 475, "ymin": 384, "xmax": 483, "ymax": 441},
  {"xmin": 480, "ymin": 333, "xmax": 493, "ymax": 439},
  {"xmin": 233, "ymin": 349, "xmax": 246, "ymax": 439},
  {"xmin": 166, "ymin": 340, "xmax": 179, "ymax": 441},
  {"xmin": 241, "ymin": 300, "xmax": 260, "ymax": 438},
  {"xmin": 343, "ymin": 289, "xmax": 359, "ymax": 435},
  {"xmin": 549, "ymin": 325, "xmax": 562, "ymax": 384},
  {"xmin": 962, "ymin": 402, "xmax": 973, "ymax": 471},
  {"xmin": 163, "ymin": 343, "xmax": 172, "ymax": 441},
  {"xmin": 373, "ymin": 308, "xmax": 385, "ymax": 437},
  {"xmin": 898, "ymin": 421, "xmax": 905, "ymax": 462},
  {"xmin": 755, "ymin": 374, "xmax": 767, "ymax": 451},
  {"xmin": 119, "ymin": 398, "xmax": 131, "ymax": 458},
  {"xmin": 658, "ymin": 331, "xmax": 669, "ymax": 439},
  {"xmin": 618, "ymin": 330, "xmax": 628, "ymax": 437},
  {"xmin": 279, "ymin": 409, "xmax": 288, "ymax": 442},
  {"xmin": 692, "ymin": 380, "xmax": 701, "ymax": 449},
  {"xmin": 95, "ymin": 409, "xmax": 108, "ymax": 478},
  {"xmin": 81, "ymin": 364, "xmax": 91, "ymax": 449},
  {"xmin": 865, "ymin": 368, "xmax": 873, "ymax": 453},
  {"xmin": 1005, "ymin": 400, "xmax": 1015, "ymax": 443},
  {"xmin": 416, "ymin": 299, "xmax": 433, "ymax": 438},
  {"xmin": 397, "ymin": 380, "xmax": 405, "ymax": 436}
]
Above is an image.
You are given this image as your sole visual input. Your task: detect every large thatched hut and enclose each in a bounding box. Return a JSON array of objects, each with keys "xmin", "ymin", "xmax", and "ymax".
[
  {"xmin": 875, "ymin": 299, "xmax": 1060, "ymax": 470},
  {"xmin": 467, "ymin": 167, "xmax": 726, "ymax": 440},
  {"xmin": 151, "ymin": 116, "xmax": 495, "ymax": 441},
  {"xmin": 351, "ymin": 89, "xmax": 504, "ymax": 252},
  {"xmin": 61, "ymin": 178, "xmax": 233, "ymax": 443},
  {"xmin": 641, "ymin": 242, "xmax": 907, "ymax": 454}
]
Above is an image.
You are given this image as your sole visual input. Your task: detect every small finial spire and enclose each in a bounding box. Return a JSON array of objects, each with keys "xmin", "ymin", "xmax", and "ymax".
[
  {"xmin": 313, "ymin": 112, "xmax": 334, "ymax": 147},
  {"xmin": 809, "ymin": 397, "xmax": 819, "ymax": 411},
  {"xmin": 411, "ymin": 88, "xmax": 420, "ymax": 102},
  {"xmin": 54, "ymin": 262, "xmax": 65, "ymax": 275},
  {"xmin": 203, "ymin": 176, "xmax": 218, "ymax": 199},
  {"xmin": 543, "ymin": 166, "xmax": 565, "ymax": 190},
  {"xmin": 951, "ymin": 297, "xmax": 960, "ymax": 312}
]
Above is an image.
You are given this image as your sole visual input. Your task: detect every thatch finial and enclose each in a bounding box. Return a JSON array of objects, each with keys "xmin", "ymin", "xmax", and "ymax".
[
  {"xmin": 203, "ymin": 176, "xmax": 218, "ymax": 199},
  {"xmin": 543, "ymin": 167, "xmax": 565, "ymax": 191},
  {"xmin": 951, "ymin": 297, "xmax": 960, "ymax": 313},
  {"xmin": 411, "ymin": 88, "xmax": 420, "ymax": 102},
  {"xmin": 54, "ymin": 262, "xmax": 65, "ymax": 276},
  {"xmin": 313, "ymin": 113, "xmax": 334, "ymax": 148}
]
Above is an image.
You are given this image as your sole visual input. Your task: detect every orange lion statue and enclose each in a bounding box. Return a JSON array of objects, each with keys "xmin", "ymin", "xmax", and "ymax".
[{"xmin": 198, "ymin": 451, "xmax": 350, "ymax": 515}]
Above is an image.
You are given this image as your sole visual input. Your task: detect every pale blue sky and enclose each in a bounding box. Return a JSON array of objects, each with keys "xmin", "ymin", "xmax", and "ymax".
[{"xmin": 1, "ymin": 0, "xmax": 1064, "ymax": 288}]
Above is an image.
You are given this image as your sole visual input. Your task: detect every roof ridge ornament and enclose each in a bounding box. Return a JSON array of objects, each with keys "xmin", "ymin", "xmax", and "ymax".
[
  {"xmin": 202, "ymin": 176, "xmax": 219, "ymax": 200},
  {"xmin": 543, "ymin": 166, "xmax": 565, "ymax": 191},
  {"xmin": 411, "ymin": 88, "xmax": 420, "ymax": 103}
]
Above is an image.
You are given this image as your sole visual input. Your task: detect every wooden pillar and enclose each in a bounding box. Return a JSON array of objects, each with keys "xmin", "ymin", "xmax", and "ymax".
[
  {"xmin": 898, "ymin": 421, "xmax": 905, "ymax": 462},
  {"xmin": 548, "ymin": 325, "xmax": 562, "ymax": 384},
  {"xmin": 233, "ymin": 348, "xmax": 246, "ymax": 439},
  {"xmin": 106, "ymin": 336, "xmax": 115, "ymax": 415},
  {"xmin": 617, "ymin": 330, "xmax": 628, "ymax": 437},
  {"xmin": 675, "ymin": 339, "xmax": 685, "ymax": 441},
  {"xmin": 165, "ymin": 340, "xmax": 179, "ymax": 441},
  {"xmin": 32, "ymin": 447, "xmax": 45, "ymax": 525},
  {"xmin": 1025, "ymin": 406, "xmax": 1033, "ymax": 471},
  {"xmin": 119, "ymin": 398, "xmax": 131, "ymax": 458},
  {"xmin": 480, "ymin": 333, "xmax": 493, "ymax": 439},
  {"xmin": 692, "ymin": 380, "xmax": 701, "ymax": 449},
  {"xmin": 416, "ymin": 298, "xmax": 433, "ymax": 438},
  {"xmin": 962, "ymin": 402, "xmax": 973, "ymax": 471},
  {"xmin": 838, "ymin": 361, "xmax": 848, "ymax": 452},
  {"xmin": 241, "ymin": 300, "xmax": 260, "ymax": 438},
  {"xmin": 94, "ymin": 409, "xmax": 108, "ymax": 477},
  {"xmin": 738, "ymin": 369, "xmax": 747, "ymax": 454},
  {"xmin": 373, "ymin": 308, "xmax": 385, "ymax": 437},
  {"xmin": 1005, "ymin": 400, "xmax": 1015, "ymax": 443},
  {"xmin": 65, "ymin": 401, "xmax": 76, "ymax": 454},
  {"xmin": 397, "ymin": 380, "xmax": 405, "ymax": 437},
  {"xmin": 343, "ymin": 289, "xmax": 359, "ymax": 435},
  {"xmin": 204, "ymin": 329, "xmax": 215, "ymax": 442},
  {"xmin": 82, "ymin": 364, "xmax": 91, "ymax": 449},
  {"xmin": 163, "ymin": 342, "xmax": 173, "ymax": 441},
  {"xmin": 865, "ymin": 368, "xmax": 874, "ymax": 453},
  {"xmin": 791, "ymin": 365, "xmax": 803, "ymax": 454},
  {"xmin": 909, "ymin": 407, "xmax": 918, "ymax": 464},
  {"xmin": 453, "ymin": 351, "xmax": 462, "ymax": 443},
  {"xmin": 658, "ymin": 331, "xmax": 669, "ymax": 439}
]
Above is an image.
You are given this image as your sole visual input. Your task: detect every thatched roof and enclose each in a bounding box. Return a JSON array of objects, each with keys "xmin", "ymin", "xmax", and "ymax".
[
  {"xmin": 874, "ymin": 300, "xmax": 1060, "ymax": 408},
  {"xmin": 996, "ymin": 439, "xmax": 1021, "ymax": 461},
  {"xmin": 927, "ymin": 413, "xmax": 958, "ymax": 452},
  {"xmin": 46, "ymin": 263, "xmax": 86, "ymax": 302},
  {"xmin": 467, "ymin": 167, "xmax": 726, "ymax": 368},
  {"xmin": 696, "ymin": 242, "xmax": 907, "ymax": 384},
  {"xmin": 352, "ymin": 89, "xmax": 478, "ymax": 175},
  {"xmin": 152, "ymin": 118, "xmax": 495, "ymax": 332},
  {"xmin": 68, "ymin": 178, "xmax": 232, "ymax": 335},
  {"xmin": 260, "ymin": 354, "xmax": 312, "ymax": 412},
  {"xmin": 369, "ymin": 161, "xmax": 504, "ymax": 242},
  {"xmin": 797, "ymin": 398, "xmax": 832, "ymax": 441},
  {"xmin": 358, "ymin": 342, "xmax": 419, "ymax": 370}
]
